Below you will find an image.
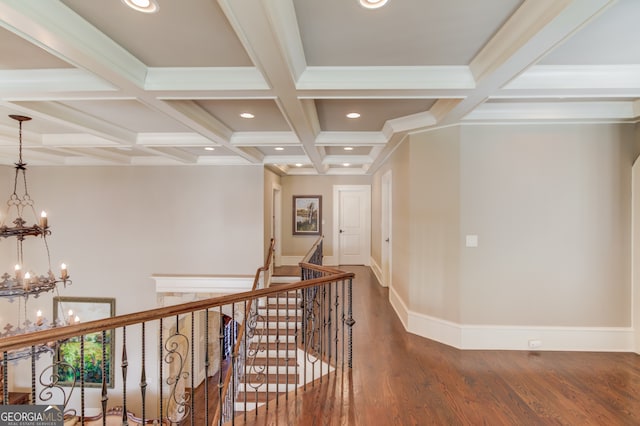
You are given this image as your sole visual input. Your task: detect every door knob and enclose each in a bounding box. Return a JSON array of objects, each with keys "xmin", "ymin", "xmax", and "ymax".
[
  {"xmin": 339, "ymin": 229, "xmax": 343, "ymax": 233},
  {"xmin": 385, "ymin": 238, "xmax": 390, "ymax": 242}
]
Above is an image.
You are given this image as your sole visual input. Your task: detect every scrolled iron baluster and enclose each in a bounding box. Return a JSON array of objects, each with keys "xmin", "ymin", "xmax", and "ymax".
[
  {"xmin": 38, "ymin": 361, "xmax": 75, "ymax": 413},
  {"xmin": 80, "ymin": 335, "xmax": 84, "ymax": 423},
  {"xmin": 164, "ymin": 315, "xmax": 191, "ymax": 423}
]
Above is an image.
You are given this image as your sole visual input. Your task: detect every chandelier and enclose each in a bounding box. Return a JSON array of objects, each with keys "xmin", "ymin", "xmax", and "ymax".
[{"xmin": 0, "ymin": 114, "xmax": 71, "ymax": 361}]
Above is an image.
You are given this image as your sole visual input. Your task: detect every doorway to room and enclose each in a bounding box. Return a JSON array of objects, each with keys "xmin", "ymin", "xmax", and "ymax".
[{"xmin": 333, "ymin": 185, "xmax": 371, "ymax": 265}]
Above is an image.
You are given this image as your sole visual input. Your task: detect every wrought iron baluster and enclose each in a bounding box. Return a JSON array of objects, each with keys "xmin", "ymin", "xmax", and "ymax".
[
  {"xmin": 190, "ymin": 312, "xmax": 194, "ymax": 426},
  {"xmin": 80, "ymin": 335, "xmax": 85, "ymax": 424},
  {"xmin": 275, "ymin": 291, "xmax": 280, "ymax": 406},
  {"xmin": 2, "ymin": 351, "xmax": 7, "ymax": 405},
  {"xmin": 31, "ymin": 346, "xmax": 36, "ymax": 404},
  {"xmin": 101, "ymin": 330, "xmax": 107, "ymax": 426},
  {"xmin": 159, "ymin": 317, "xmax": 163, "ymax": 423},
  {"xmin": 334, "ymin": 280, "xmax": 340, "ymax": 376},
  {"xmin": 204, "ymin": 309, "xmax": 209, "ymax": 426},
  {"xmin": 122, "ymin": 326, "xmax": 128, "ymax": 426},
  {"xmin": 217, "ymin": 306, "xmax": 223, "ymax": 426},
  {"xmin": 140, "ymin": 322, "xmax": 147, "ymax": 425},
  {"xmin": 342, "ymin": 279, "xmax": 346, "ymax": 371},
  {"xmin": 346, "ymin": 278, "xmax": 355, "ymax": 369}
]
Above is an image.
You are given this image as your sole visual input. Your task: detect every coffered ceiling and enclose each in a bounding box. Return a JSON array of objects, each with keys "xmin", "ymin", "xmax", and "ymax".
[{"xmin": 0, "ymin": 0, "xmax": 637, "ymax": 174}]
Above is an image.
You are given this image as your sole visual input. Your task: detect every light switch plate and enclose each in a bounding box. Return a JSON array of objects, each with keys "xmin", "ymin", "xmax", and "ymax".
[{"xmin": 465, "ymin": 235, "xmax": 478, "ymax": 247}]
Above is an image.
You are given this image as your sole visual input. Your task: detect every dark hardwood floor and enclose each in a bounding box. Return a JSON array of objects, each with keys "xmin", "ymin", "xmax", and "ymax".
[{"xmin": 230, "ymin": 265, "xmax": 640, "ymax": 426}]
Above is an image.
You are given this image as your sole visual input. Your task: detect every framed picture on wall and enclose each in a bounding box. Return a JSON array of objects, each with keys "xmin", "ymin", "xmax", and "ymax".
[
  {"xmin": 293, "ymin": 195, "xmax": 322, "ymax": 235},
  {"xmin": 53, "ymin": 297, "xmax": 116, "ymax": 388}
]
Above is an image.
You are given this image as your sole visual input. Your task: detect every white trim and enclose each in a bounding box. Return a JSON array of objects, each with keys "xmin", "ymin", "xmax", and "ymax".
[
  {"xmin": 369, "ymin": 256, "xmax": 384, "ymax": 286},
  {"xmin": 152, "ymin": 274, "xmax": 254, "ymax": 294},
  {"xmin": 390, "ymin": 286, "xmax": 634, "ymax": 352}
]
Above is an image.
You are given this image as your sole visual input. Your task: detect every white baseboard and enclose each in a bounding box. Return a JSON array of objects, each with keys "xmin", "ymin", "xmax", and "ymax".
[
  {"xmin": 369, "ymin": 257, "xmax": 385, "ymax": 287},
  {"xmin": 389, "ymin": 286, "xmax": 634, "ymax": 352}
]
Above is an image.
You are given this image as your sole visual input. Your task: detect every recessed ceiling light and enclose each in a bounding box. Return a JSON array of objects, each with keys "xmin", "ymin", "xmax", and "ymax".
[
  {"xmin": 359, "ymin": 0, "xmax": 388, "ymax": 9},
  {"xmin": 275, "ymin": 147, "xmax": 284, "ymax": 151},
  {"xmin": 295, "ymin": 163, "xmax": 303, "ymax": 167},
  {"xmin": 204, "ymin": 147, "xmax": 215, "ymax": 151},
  {"xmin": 240, "ymin": 112, "xmax": 255, "ymax": 119},
  {"xmin": 343, "ymin": 163, "xmax": 351, "ymax": 167},
  {"xmin": 346, "ymin": 112, "xmax": 361, "ymax": 119},
  {"xmin": 122, "ymin": 0, "xmax": 159, "ymax": 13},
  {"xmin": 344, "ymin": 147, "xmax": 354, "ymax": 151}
]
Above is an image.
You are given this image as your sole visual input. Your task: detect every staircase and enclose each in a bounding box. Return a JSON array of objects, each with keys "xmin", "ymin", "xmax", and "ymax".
[{"xmin": 235, "ymin": 275, "xmax": 302, "ymax": 411}]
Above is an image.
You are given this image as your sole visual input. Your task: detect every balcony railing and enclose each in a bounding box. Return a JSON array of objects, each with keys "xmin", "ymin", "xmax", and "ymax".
[{"xmin": 0, "ymin": 238, "xmax": 355, "ymax": 425}]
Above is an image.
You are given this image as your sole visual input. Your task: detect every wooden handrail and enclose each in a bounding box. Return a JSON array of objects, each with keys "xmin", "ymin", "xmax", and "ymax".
[{"xmin": 0, "ymin": 250, "xmax": 353, "ymax": 354}]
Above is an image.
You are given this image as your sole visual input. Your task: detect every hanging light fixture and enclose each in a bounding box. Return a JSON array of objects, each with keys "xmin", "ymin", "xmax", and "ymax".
[{"xmin": 0, "ymin": 115, "xmax": 72, "ymax": 361}]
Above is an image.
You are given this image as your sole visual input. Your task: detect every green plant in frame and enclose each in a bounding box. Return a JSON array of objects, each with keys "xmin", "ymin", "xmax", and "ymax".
[
  {"xmin": 53, "ymin": 297, "xmax": 115, "ymax": 388},
  {"xmin": 56, "ymin": 331, "xmax": 112, "ymax": 386}
]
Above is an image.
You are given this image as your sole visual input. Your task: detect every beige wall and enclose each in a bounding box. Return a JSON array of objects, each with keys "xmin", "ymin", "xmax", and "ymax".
[
  {"xmin": 373, "ymin": 123, "xmax": 634, "ymax": 329},
  {"xmin": 409, "ymin": 127, "xmax": 461, "ymax": 322},
  {"xmin": 459, "ymin": 124, "xmax": 632, "ymax": 326},
  {"xmin": 280, "ymin": 174, "xmax": 371, "ymax": 259},
  {"xmin": 263, "ymin": 168, "xmax": 281, "ymax": 260}
]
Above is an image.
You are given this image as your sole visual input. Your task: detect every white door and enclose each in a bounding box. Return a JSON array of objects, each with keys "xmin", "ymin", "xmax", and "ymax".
[
  {"xmin": 381, "ymin": 171, "xmax": 392, "ymax": 287},
  {"xmin": 334, "ymin": 185, "xmax": 371, "ymax": 265}
]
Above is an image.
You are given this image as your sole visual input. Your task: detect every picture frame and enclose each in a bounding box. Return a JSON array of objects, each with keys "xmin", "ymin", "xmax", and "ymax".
[
  {"xmin": 53, "ymin": 297, "xmax": 116, "ymax": 388},
  {"xmin": 293, "ymin": 195, "xmax": 322, "ymax": 235}
]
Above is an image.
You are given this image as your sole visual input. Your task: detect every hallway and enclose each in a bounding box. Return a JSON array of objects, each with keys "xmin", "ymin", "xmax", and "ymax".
[{"xmin": 232, "ymin": 265, "xmax": 640, "ymax": 425}]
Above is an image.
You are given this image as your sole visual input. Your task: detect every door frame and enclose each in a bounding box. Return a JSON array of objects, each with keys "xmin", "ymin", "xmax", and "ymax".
[
  {"xmin": 381, "ymin": 170, "xmax": 392, "ymax": 288},
  {"xmin": 332, "ymin": 185, "xmax": 371, "ymax": 266},
  {"xmin": 272, "ymin": 183, "xmax": 282, "ymax": 266}
]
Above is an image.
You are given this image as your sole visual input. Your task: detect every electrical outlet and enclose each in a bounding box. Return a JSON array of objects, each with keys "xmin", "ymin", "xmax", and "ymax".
[{"xmin": 528, "ymin": 339, "xmax": 542, "ymax": 349}]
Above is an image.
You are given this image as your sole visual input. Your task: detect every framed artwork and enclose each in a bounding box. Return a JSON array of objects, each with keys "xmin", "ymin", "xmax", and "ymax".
[
  {"xmin": 53, "ymin": 297, "xmax": 116, "ymax": 388},
  {"xmin": 293, "ymin": 195, "xmax": 322, "ymax": 235}
]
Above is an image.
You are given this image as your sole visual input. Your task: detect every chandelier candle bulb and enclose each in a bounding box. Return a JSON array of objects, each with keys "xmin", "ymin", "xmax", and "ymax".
[
  {"xmin": 14, "ymin": 264, "xmax": 22, "ymax": 281},
  {"xmin": 61, "ymin": 263, "xmax": 68, "ymax": 279},
  {"xmin": 40, "ymin": 211, "xmax": 47, "ymax": 228}
]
